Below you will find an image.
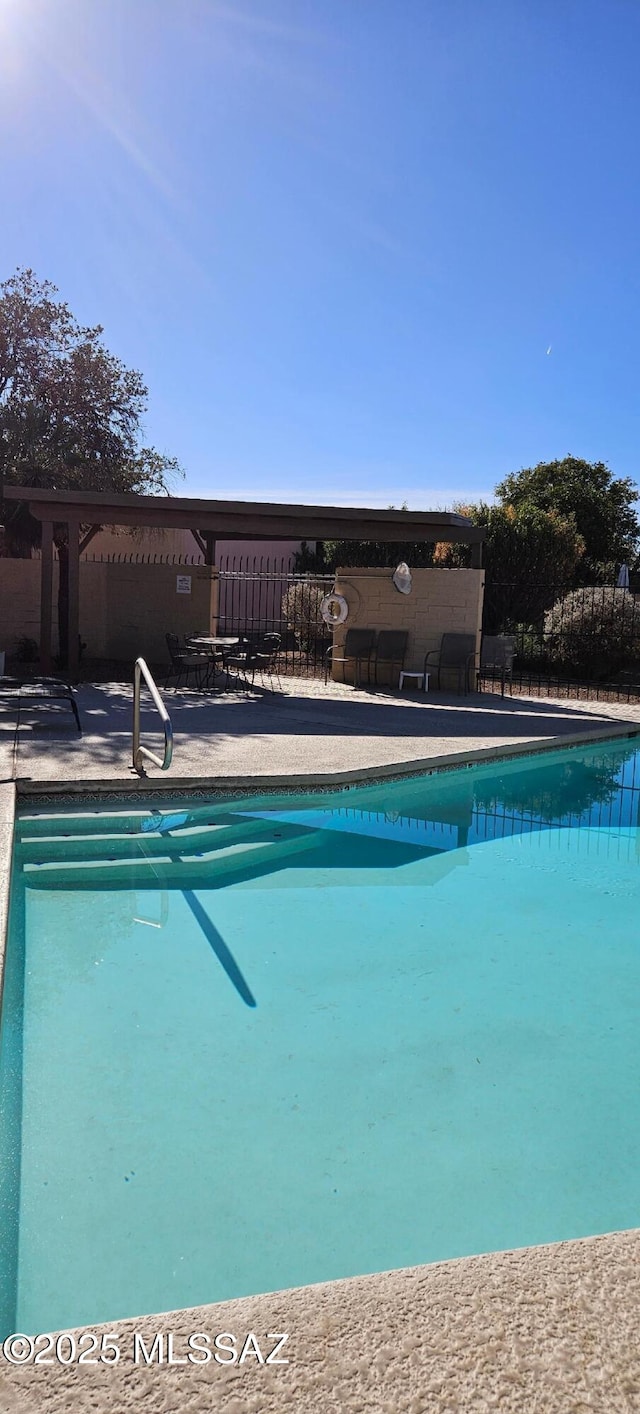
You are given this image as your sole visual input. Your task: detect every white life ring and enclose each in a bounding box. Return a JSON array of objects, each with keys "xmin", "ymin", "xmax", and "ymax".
[{"xmin": 320, "ymin": 592, "xmax": 349, "ymax": 626}]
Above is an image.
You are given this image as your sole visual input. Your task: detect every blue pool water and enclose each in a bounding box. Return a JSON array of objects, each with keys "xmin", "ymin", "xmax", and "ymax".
[{"xmin": 1, "ymin": 736, "xmax": 640, "ymax": 1336}]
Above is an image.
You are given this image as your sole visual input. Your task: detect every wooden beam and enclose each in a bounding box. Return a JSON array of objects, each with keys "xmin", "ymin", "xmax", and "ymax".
[
  {"xmin": 79, "ymin": 524, "xmax": 101, "ymax": 554},
  {"xmin": 40, "ymin": 519, "xmax": 54, "ymax": 673},
  {"xmin": 5, "ymin": 486, "xmax": 486, "ymax": 546},
  {"xmin": 4, "ymin": 484, "xmax": 479, "ymax": 525},
  {"xmin": 67, "ymin": 520, "xmax": 80, "ymax": 679},
  {"xmin": 23, "ymin": 502, "xmax": 486, "ymax": 543}
]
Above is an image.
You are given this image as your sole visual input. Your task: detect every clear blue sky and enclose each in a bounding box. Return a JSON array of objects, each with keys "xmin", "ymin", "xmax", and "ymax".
[{"xmin": 1, "ymin": 0, "xmax": 639, "ymax": 507}]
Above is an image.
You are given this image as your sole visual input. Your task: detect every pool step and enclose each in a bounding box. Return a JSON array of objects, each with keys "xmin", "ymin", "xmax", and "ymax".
[
  {"xmin": 21, "ymin": 825, "xmax": 322, "ymax": 891},
  {"xmin": 15, "ymin": 803, "xmax": 259, "ymax": 840},
  {"xmin": 16, "ymin": 816, "xmax": 306, "ymax": 866}
]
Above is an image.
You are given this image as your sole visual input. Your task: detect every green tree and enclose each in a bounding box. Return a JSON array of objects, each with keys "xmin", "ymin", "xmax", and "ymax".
[
  {"xmin": 0, "ymin": 268, "xmax": 181, "ymax": 662},
  {"xmin": 495, "ymin": 456, "xmax": 639, "ymax": 577},
  {"xmin": 433, "ymin": 502, "xmax": 584, "ymax": 631}
]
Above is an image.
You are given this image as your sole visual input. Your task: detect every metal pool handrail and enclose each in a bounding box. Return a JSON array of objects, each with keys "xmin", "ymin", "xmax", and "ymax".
[{"xmin": 132, "ymin": 657, "xmax": 173, "ymax": 773}]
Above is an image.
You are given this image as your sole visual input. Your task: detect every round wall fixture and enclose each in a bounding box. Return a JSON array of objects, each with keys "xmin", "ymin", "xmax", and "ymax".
[
  {"xmin": 392, "ymin": 562, "xmax": 412, "ymax": 595},
  {"xmin": 320, "ymin": 592, "xmax": 349, "ymax": 625}
]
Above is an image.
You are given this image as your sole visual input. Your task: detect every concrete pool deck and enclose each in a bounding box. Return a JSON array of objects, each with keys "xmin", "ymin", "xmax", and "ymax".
[
  {"xmin": 1, "ymin": 678, "xmax": 640, "ymax": 1412},
  {"xmin": 2, "ymin": 1230, "xmax": 639, "ymax": 1412},
  {"xmin": 2, "ymin": 676, "xmax": 640, "ymax": 791}
]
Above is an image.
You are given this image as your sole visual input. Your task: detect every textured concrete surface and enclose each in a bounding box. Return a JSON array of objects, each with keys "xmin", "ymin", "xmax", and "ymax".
[
  {"xmin": 3, "ymin": 677, "xmax": 640, "ymax": 789},
  {"xmin": 1, "ymin": 1230, "xmax": 639, "ymax": 1413}
]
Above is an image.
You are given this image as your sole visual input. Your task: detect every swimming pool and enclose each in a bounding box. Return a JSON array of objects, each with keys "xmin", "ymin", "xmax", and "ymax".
[{"xmin": 1, "ymin": 735, "xmax": 639, "ymax": 1336}]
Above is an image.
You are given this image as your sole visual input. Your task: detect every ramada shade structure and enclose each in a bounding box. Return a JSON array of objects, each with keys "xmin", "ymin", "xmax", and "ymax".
[{"xmin": 3, "ymin": 485, "xmax": 486, "ymax": 677}]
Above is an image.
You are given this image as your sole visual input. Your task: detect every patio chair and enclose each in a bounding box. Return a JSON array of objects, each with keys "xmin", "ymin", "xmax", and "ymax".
[
  {"xmin": 225, "ymin": 633, "xmax": 283, "ymax": 692},
  {"xmin": 254, "ymin": 632, "xmax": 283, "ymax": 690},
  {"xmin": 424, "ymin": 633, "xmax": 477, "ymax": 694},
  {"xmin": 324, "ymin": 629, "xmax": 376, "ymax": 688},
  {"xmin": 480, "ymin": 634, "xmax": 516, "ymax": 697},
  {"xmin": 223, "ymin": 635, "xmax": 258, "ymax": 690},
  {"xmin": 165, "ymin": 633, "xmax": 208, "ymax": 690},
  {"xmin": 373, "ymin": 630, "xmax": 408, "ymax": 687}
]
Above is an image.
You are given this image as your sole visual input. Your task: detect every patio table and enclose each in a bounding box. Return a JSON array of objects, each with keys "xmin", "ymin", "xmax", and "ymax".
[
  {"xmin": 187, "ymin": 636, "xmax": 242, "ymax": 647},
  {"xmin": 185, "ymin": 636, "xmax": 243, "ymax": 689}
]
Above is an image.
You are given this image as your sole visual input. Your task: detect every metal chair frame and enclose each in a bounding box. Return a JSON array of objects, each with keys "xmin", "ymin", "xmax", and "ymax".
[
  {"xmin": 479, "ymin": 634, "xmax": 516, "ymax": 697},
  {"xmin": 424, "ymin": 633, "xmax": 477, "ymax": 695},
  {"xmin": 165, "ymin": 633, "xmax": 208, "ymax": 691},
  {"xmin": 373, "ymin": 630, "xmax": 409, "ymax": 687},
  {"xmin": 325, "ymin": 629, "xmax": 376, "ymax": 688},
  {"xmin": 224, "ymin": 633, "xmax": 283, "ymax": 692}
]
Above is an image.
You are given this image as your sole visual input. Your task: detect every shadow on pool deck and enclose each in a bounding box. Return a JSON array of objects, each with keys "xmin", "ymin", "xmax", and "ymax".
[{"xmin": 4, "ymin": 678, "xmax": 640, "ymax": 786}]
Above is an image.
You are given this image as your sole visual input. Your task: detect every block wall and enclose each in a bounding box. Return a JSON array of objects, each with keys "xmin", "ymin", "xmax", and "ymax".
[
  {"xmin": 332, "ymin": 567, "xmax": 485, "ymax": 687},
  {"xmin": 0, "ymin": 559, "xmax": 218, "ymax": 666}
]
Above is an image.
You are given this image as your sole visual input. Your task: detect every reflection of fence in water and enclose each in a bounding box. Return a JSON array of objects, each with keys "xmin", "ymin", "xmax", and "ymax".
[
  {"xmin": 330, "ymin": 768, "xmax": 640, "ymax": 863},
  {"xmin": 472, "ymin": 749, "xmax": 640, "ymax": 857},
  {"xmin": 472, "ymin": 808, "xmax": 640, "ymax": 862},
  {"xmin": 339, "ymin": 806, "xmax": 462, "ymax": 848}
]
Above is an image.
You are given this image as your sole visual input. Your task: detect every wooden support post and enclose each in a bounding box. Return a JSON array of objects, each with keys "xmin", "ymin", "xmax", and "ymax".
[
  {"xmin": 203, "ymin": 532, "xmax": 216, "ymax": 565},
  {"xmin": 40, "ymin": 519, "xmax": 54, "ymax": 674},
  {"xmin": 471, "ymin": 540, "xmax": 483, "ymax": 569},
  {"xmin": 67, "ymin": 519, "xmax": 80, "ymax": 679}
]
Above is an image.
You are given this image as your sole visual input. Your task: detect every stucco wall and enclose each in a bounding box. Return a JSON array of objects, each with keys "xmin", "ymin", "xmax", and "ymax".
[
  {"xmin": 80, "ymin": 562, "xmax": 218, "ymax": 662},
  {"xmin": 332, "ymin": 567, "xmax": 485, "ymax": 686},
  {"xmin": 0, "ymin": 560, "xmax": 218, "ymax": 665},
  {"xmin": 0, "ymin": 559, "xmax": 59, "ymax": 654}
]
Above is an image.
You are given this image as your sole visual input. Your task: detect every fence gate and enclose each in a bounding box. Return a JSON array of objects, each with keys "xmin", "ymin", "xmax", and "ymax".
[{"xmin": 217, "ymin": 567, "xmax": 336, "ymax": 677}]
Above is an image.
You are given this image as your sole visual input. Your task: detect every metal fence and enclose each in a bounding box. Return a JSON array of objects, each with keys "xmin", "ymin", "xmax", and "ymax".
[
  {"xmin": 482, "ymin": 578, "xmax": 640, "ymax": 700},
  {"xmin": 217, "ymin": 568, "xmax": 336, "ymax": 677},
  {"xmin": 216, "ymin": 566, "xmax": 640, "ymax": 695}
]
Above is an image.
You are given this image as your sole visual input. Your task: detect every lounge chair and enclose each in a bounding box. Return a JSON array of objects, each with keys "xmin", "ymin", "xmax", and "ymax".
[
  {"xmin": 325, "ymin": 629, "xmax": 376, "ymax": 688},
  {"xmin": 373, "ymin": 630, "xmax": 408, "ymax": 687},
  {"xmin": 480, "ymin": 635, "xmax": 516, "ymax": 697},
  {"xmin": 424, "ymin": 633, "xmax": 477, "ymax": 694},
  {"xmin": 0, "ymin": 676, "xmax": 82, "ymax": 732}
]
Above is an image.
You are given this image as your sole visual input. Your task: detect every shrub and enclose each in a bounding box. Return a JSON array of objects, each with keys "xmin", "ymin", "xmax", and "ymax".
[
  {"xmin": 543, "ymin": 586, "xmax": 640, "ymax": 678},
  {"xmin": 281, "ymin": 581, "xmax": 327, "ymax": 652}
]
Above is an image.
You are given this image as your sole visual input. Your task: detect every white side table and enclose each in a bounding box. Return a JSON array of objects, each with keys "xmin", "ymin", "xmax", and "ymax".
[{"xmin": 399, "ymin": 671, "xmax": 429, "ymax": 691}]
